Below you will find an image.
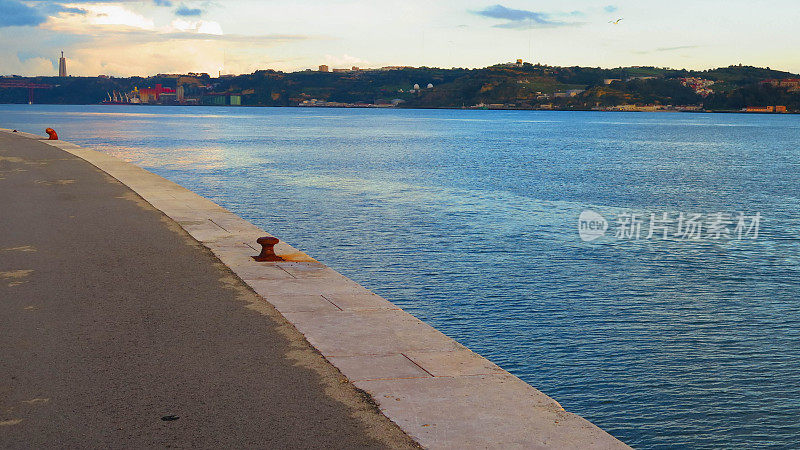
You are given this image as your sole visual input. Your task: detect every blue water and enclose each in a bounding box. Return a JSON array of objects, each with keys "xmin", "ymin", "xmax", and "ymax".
[{"xmin": 3, "ymin": 105, "xmax": 800, "ymax": 449}]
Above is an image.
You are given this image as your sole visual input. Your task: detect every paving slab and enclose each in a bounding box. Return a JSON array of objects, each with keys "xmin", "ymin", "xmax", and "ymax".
[
  {"xmin": 322, "ymin": 291, "xmax": 401, "ymax": 311},
  {"xmin": 328, "ymin": 355, "xmax": 432, "ymax": 381},
  {"xmin": 283, "ymin": 309, "xmax": 470, "ymax": 357},
  {"xmin": 405, "ymin": 349, "xmax": 507, "ymax": 377},
  {"xmin": 263, "ymin": 293, "xmax": 343, "ymax": 313},
  {"xmin": 247, "ymin": 277, "xmax": 365, "ymax": 297},
  {"xmin": 354, "ymin": 375, "xmax": 619, "ymax": 450}
]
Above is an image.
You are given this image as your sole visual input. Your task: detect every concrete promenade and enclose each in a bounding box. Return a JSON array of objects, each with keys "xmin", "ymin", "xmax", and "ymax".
[
  {"xmin": 0, "ymin": 132, "xmax": 417, "ymax": 448},
  {"xmin": 0, "ymin": 129, "xmax": 628, "ymax": 449}
]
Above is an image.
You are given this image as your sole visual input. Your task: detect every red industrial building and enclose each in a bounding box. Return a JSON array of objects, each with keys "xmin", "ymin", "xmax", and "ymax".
[{"xmin": 137, "ymin": 84, "xmax": 176, "ymax": 103}]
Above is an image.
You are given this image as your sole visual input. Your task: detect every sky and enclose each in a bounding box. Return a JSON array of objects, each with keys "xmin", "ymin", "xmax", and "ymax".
[{"xmin": 1, "ymin": 0, "xmax": 799, "ymax": 77}]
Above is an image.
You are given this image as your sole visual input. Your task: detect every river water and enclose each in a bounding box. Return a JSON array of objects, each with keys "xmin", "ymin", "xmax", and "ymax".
[{"xmin": 3, "ymin": 105, "xmax": 799, "ymax": 449}]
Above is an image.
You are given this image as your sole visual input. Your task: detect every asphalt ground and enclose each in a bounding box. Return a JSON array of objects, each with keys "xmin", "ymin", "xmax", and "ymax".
[{"xmin": 0, "ymin": 132, "xmax": 417, "ymax": 449}]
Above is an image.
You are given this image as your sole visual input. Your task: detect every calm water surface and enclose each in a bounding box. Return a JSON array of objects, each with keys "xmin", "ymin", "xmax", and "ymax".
[{"xmin": 3, "ymin": 105, "xmax": 800, "ymax": 449}]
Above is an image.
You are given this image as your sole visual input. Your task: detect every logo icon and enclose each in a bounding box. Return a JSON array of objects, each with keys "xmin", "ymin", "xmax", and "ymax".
[{"xmin": 578, "ymin": 210, "xmax": 608, "ymax": 242}]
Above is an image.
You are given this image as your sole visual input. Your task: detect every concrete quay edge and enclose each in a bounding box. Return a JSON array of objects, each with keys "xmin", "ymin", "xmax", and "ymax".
[{"xmin": 5, "ymin": 129, "xmax": 629, "ymax": 449}]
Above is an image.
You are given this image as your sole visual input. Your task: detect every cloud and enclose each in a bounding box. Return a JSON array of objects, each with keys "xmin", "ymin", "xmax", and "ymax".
[
  {"xmin": 323, "ymin": 54, "xmax": 368, "ymax": 67},
  {"xmin": 3, "ymin": 54, "xmax": 54, "ymax": 74},
  {"xmin": 0, "ymin": 14, "xmax": 310, "ymax": 77},
  {"xmin": 0, "ymin": 0, "xmax": 47, "ymax": 27},
  {"xmin": 604, "ymin": 5, "xmax": 619, "ymax": 13},
  {"xmin": 656, "ymin": 45, "xmax": 699, "ymax": 52},
  {"xmin": 154, "ymin": 0, "xmax": 172, "ymax": 6},
  {"xmin": 634, "ymin": 45, "xmax": 700, "ymax": 55},
  {"xmin": 175, "ymin": 4, "xmax": 202, "ymax": 16},
  {"xmin": 474, "ymin": 4, "xmax": 574, "ymax": 29},
  {"xmin": 476, "ymin": 5, "xmax": 549, "ymax": 22},
  {"xmin": 58, "ymin": 30, "xmax": 308, "ymax": 76},
  {"xmin": 27, "ymin": 0, "xmax": 148, "ymax": 3},
  {"xmin": 39, "ymin": 1, "xmax": 309, "ymax": 48},
  {"xmin": 46, "ymin": 4, "xmax": 155, "ymax": 32},
  {"xmin": 42, "ymin": 3, "xmax": 88, "ymax": 15},
  {"xmin": 170, "ymin": 18, "xmax": 221, "ymax": 34},
  {"xmin": 0, "ymin": 26, "xmax": 87, "ymax": 75}
]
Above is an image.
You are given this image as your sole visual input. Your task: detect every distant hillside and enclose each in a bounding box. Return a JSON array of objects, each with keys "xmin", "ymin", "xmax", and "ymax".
[{"xmin": 2, "ymin": 64, "xmax": 799, "ymax": 112}]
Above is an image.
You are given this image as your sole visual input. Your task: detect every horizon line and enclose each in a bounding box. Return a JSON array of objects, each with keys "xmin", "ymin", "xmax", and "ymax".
[{"xmin": 3, "ymin": 61, "xmax": 799, "ymax": 79}]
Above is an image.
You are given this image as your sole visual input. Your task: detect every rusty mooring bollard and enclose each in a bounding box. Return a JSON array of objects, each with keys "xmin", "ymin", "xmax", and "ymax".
[
  {"xmin": 45, "ymin": 128, "xmax": 58, "ymax": 140},
  {"xmin": 253, "ymin": 236, "xmax": 284, "ymax": 262}
]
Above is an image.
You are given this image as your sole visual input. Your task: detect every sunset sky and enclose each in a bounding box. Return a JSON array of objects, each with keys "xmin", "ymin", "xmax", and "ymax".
[{"xmin": 1, "ymin": 0, "xmax": 799, "ymax": 77}]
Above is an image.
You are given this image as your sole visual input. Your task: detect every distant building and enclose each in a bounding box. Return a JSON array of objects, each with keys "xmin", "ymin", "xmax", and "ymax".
[
  {"xmin": 318, "ymin": 65, "xmax": 329, "ymax": 72},
  {"xmin": 626, "ymin": 76, "xmax": 657, "ymax": 82},
  {"xmin": 608, "ymin": 104, "xmax": 670, "ymax": 112},
  {"xmin": 680, "ymin": 77, "xmax": 715, "ymax": 97},
  {"xmin": 744, "ymin": 105, "xmax": 788, "ymax": 113},
  {"xmin": 159, "ymin": 92, "xmax": 178, "ymax": 104},
  {"xmin": 137, "ymin": 84, "xmax": 175, "ymax": 103},
  {"xmin": 761, "ymin": 78, "xmax": 800, "ymax": 91},
  {"xmin": 205, "ymin": 93, "xmax": 242, "ymax": 106},
  {"xmin": 58, "ymin": 51, "xmax": 67, "ymax": 77},
  {"xmin": 177, "ymin": 76, "xmax": 202, "ymax": 87},
  {"xmin": 550, "ymin": 89, "xmax": 585, "ymax": 98},
  {"xmin": 499, "ymin": 59, "xmax": 524, "ymax": 68},
  {"xmin": 207, "ymin": 95, "xmax": 227, "ymax": 106}
]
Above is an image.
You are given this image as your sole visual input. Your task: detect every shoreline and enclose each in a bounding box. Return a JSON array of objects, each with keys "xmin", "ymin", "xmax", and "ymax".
[
  {"xmin": 1, "ymin": 103, "xmax": 798, "ymax": 114},
  {"xmin": 5, "ymin": 127, "xmax": 629, "ymax": 448}
]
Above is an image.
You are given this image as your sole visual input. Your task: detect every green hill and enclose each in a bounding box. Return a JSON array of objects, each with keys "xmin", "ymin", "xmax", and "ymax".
[{"xmin": 2, "ymin": 63, "xmax": 799, "ymax": 112}]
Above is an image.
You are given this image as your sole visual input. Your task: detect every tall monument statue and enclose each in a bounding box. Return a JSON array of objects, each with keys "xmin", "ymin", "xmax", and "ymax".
[{"xmin": 58, "ymin": 51, "xmax": 67, "ymax": 77}]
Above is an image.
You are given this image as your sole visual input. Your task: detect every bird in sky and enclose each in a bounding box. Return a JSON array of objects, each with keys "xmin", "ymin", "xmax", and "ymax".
[{"xmin": 609, "ymin": 18, "xmax": 623, "ymax": 24}]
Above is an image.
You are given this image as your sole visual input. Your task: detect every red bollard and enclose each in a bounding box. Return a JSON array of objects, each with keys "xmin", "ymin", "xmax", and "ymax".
[
  {"xmin": 253, "ymin": 237, "xmax": 284, "ymax": 262},
  {"xmin": 45, "ymin": 128, "xmax": 58, "ymax": 140}
]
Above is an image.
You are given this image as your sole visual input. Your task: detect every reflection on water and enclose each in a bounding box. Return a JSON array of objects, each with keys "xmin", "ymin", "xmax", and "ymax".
[{"xmin": 3, "ymin": 104, "xmax": 800, "ymax": 449}]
